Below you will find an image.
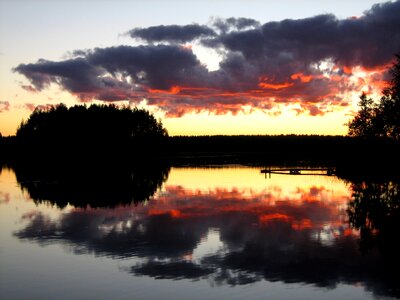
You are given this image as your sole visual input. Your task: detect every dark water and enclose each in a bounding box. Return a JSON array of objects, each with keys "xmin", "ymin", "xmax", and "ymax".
[{"xmin": 0, "ymin": 166, "xmax": 399, "ymax": 299}]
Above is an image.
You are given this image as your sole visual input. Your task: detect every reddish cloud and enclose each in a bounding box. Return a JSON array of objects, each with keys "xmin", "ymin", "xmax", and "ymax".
[
  {"xmin": 290, "ymin": 73, "xmax": 315, "ymax": 83},
  {"xmin": 0, "ymin": 101, "xmax": 10, "ymax": 112},
  {"xmin": 23, "ymin": 103, "xmax": 37, "ymax": 112},
  {"xmin": 21, "ymin": 85, "xmax": 38, "ymax": 93},
  {"xmin": 258, "ymin": 81, "xmax": 294, "ymax": 90},
  {"xmin": 13, "ymin": 1, "xmax": 400, "ymax": 117},
  {"xmin": 0, "ymin": 192, "xmax": 11, "ymax": 204},
  {"xmin": 23, "ymin": 103, "xmax": 56, "ymax": 112}
]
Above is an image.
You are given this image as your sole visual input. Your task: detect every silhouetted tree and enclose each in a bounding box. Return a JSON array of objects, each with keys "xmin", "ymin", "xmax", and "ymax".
[
  {"xmin": 378, "ymin": 54, "xmax": 400, "ymax": 139},
  {"xmin": 347, "ymin": 93, "xmax": 379, "ymax": 138},
  {"xmin": 348, "ymin": 53, "xmax": 400, "ymax": 140},
  {"xmin": 16, "ymin": 104, "xmax": 168, "ymax": 158}
]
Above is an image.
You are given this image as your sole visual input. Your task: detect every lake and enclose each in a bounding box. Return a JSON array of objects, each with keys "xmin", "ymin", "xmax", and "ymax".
[{"xmin": 0, "ymin": 165, "xmax": 399, "ymax": 300}]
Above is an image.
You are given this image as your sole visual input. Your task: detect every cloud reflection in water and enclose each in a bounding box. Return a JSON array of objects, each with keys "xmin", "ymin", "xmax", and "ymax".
[{"xmin": 13, "ymin": 167, "xmax": 400, "ymax": 297}]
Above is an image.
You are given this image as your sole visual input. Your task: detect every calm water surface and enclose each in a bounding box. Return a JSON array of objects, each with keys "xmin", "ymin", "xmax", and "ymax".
[{"xmin": 0, "ymin": 166, "xmax": 398, "ymax": 299}]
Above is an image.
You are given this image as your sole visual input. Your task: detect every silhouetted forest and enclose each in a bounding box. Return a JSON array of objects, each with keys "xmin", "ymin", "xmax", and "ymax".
[
  {"xmin": 2, "ymin": 133, "xmax": 400, "ymax": 172},
  {"xmin": 9, "ymin": 103, "xmax": 168, "ymax": 161},
  {"xmin": 0, "ymin": 98, "xmax": 399, "ymax": 173}
]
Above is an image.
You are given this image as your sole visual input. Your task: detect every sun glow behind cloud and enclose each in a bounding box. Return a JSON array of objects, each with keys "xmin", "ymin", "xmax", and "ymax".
[{"xmin": 2, "ymin": 48, "xmax": 391, "ymax": 136}]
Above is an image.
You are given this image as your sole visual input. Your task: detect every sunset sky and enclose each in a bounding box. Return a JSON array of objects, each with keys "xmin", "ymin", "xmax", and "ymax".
[{"xmin": 1, "ymin": 0, "xmax": 399, "ymax": 136}]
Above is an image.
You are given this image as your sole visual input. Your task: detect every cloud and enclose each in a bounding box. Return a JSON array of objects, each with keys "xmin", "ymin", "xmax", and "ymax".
[
  {"xmin": 129, "ymin": 24, "xmax": 216, "ymax": 43},
  {"xmin": 14, "ymin": 57, "xmax": 104, "ymax": 93},
  {"xmin": 14, "ymin": 45, "xmax": 209, "ymax": 103},
  {"xmin": 13, "ymin": 1, "xmax": 400, "ymax": 117},
  {"xmin": 0, "ymin": 101, "xmax": 10, "ymax": 112},
  {"xmin": 23, "ymin": 103, "xmax": 38, "ymax": 112},
  {"xmin": 0, "ymin": 192, "xmax": 11, "ymax": 204},
  {"xmin": 85, "ymin": 45, "xmax": 206, "ymax": 90},
  {"xmin": 211, "ymin": 17, "xmax": 261, "ymax": 33},
  {"xmin": 21, "ymin": 85, "xmax": 37, "ymax": 93},
  {"xmin": 22, "ymin": 103, "xmax": 56, "ymax": 112}
]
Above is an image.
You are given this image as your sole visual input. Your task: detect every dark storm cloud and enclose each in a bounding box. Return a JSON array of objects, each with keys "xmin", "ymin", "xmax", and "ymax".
[
  {"xmin": 14, "ymin": 45, "xmax": 209, "ymax": 101},
  {"xmin": 209, "ymin": 1, "xmax": 400, "ymax": 69},
  {"xmin": 128, "ymin": 24, "xmax": 216, "ymax": 43},
  {"xmin": 13, "ymin": 0, "xmax": 400, "ymax": 116},
  {"xmin": 14, "ymin": 58, "xmax": 102, "ymax": 92},
  {"xmin": 85, "ymin": 45, "xmax": 207, "ymax": 89}
]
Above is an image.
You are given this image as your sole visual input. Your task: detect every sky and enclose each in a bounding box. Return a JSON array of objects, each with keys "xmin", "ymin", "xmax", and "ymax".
[{"xmin": 1, "ymin": 0, "xmax": 399, "ymax": 136}]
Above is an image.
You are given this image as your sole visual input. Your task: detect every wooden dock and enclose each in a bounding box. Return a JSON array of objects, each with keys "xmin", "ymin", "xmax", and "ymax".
[{"xmin": 261, "ymin": 167, "xmax": 336, "ymax": 178}]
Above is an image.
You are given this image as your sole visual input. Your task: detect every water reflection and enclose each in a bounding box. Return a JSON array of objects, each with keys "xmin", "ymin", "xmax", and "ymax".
[
  {"xmin": 12, "ymin": 160, "xmax": 170, "ymax": 207},
  {"xmin": 346, "ymin": 180, "xmax": 400, "ymax": 284},
  {"xmin": 7, "ymin": 166, "xmax": 400, "ymax": 298}
]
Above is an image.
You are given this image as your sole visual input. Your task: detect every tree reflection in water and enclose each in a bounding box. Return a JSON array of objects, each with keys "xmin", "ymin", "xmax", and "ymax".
[
  {"xmin": 11, "ymin": 166, "xmax": 400, "ymax": 298},
  {"xmin": 12, "ymin": 159, "xmax": 170, "ymax": 207},
  {"xmin": 347, "ymin": 180, "xmax": 400, "ymax": 280}
]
